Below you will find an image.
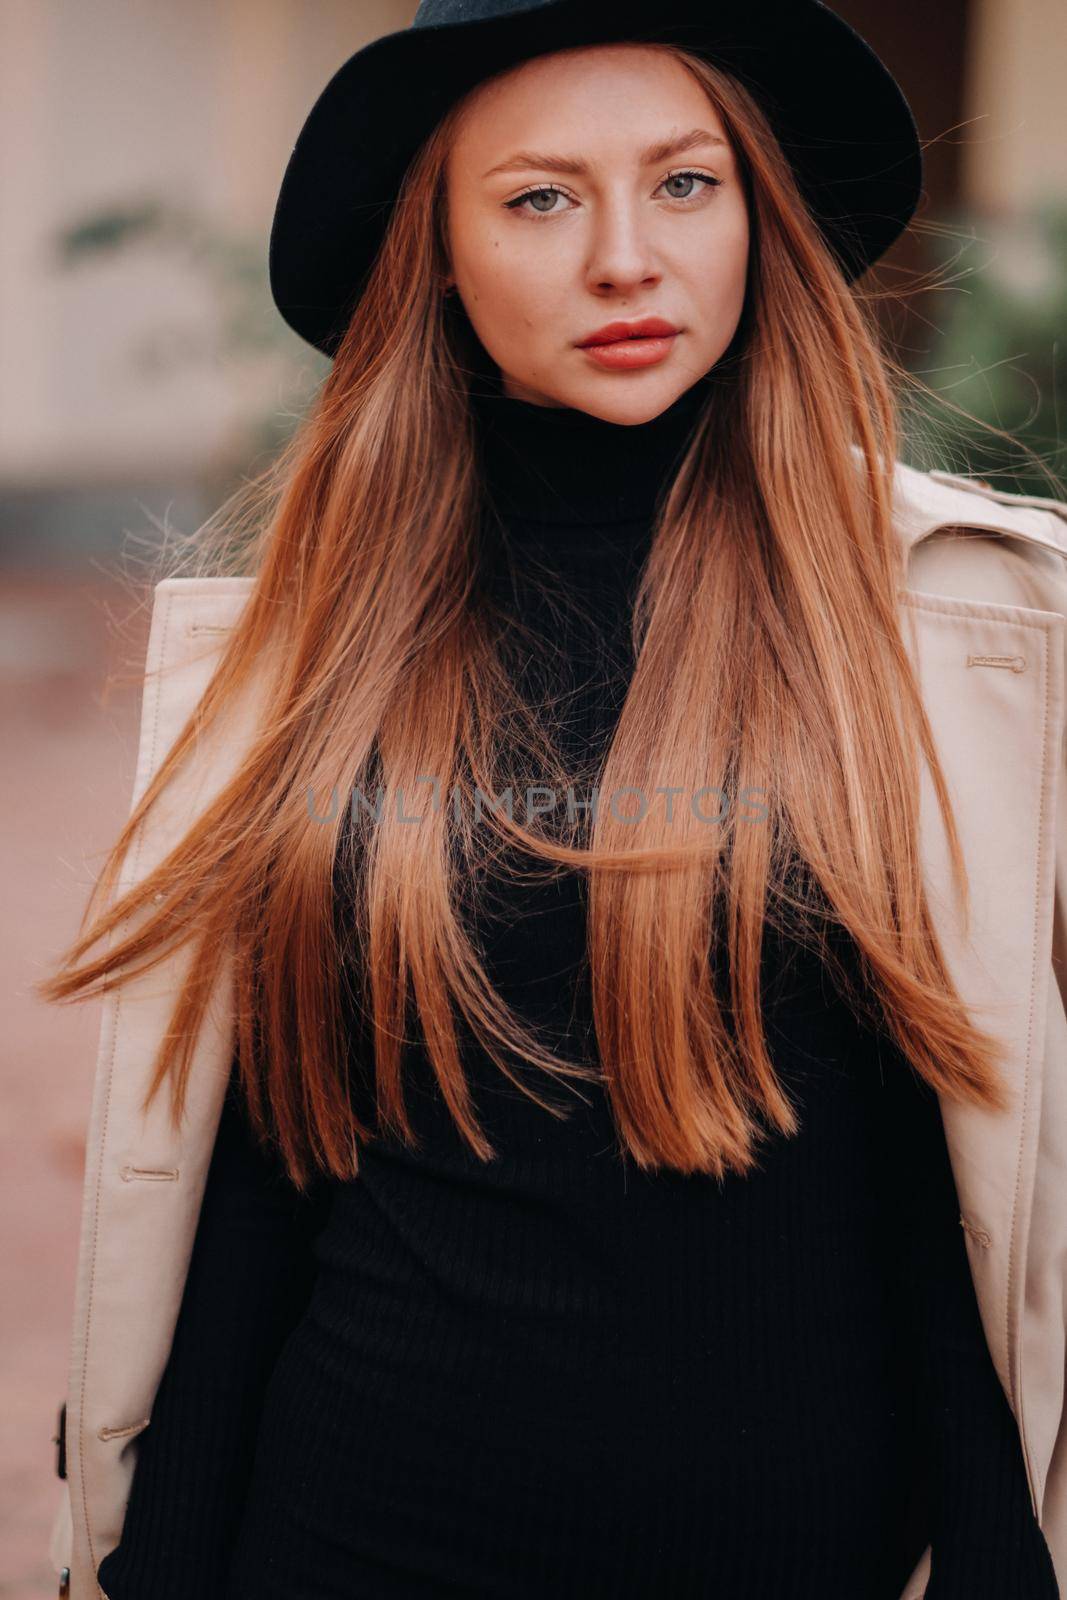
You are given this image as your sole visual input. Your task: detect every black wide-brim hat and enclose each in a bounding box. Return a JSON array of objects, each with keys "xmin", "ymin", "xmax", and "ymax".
[{"xmin": 269, "ymin": 0, "xmax": 923, "ymax": 357}]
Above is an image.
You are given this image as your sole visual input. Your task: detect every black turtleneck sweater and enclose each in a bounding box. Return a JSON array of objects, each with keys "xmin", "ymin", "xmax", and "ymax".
[{"xmin": 97, "ymin": 376, "xmax": 1058, "ymax": 1600}]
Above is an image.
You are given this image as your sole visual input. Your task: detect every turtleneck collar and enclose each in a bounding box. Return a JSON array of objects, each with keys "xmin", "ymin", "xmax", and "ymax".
[{"xmin": 470, "ymin": 368, "xmax": 712, "ymax": 529}]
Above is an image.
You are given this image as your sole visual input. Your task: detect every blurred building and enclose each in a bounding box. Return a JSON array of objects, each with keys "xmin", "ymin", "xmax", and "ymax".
[
  {"xmin": 1, "ymin": 0, "xmax": 1064, "ymax": 568},
  {"xmin": 852, "ymin": 0, "xmax": 1066, "ymax": 218},
  {"xmin": 0, "ymin": 0, "xmax": 414, "ymax": 566}
]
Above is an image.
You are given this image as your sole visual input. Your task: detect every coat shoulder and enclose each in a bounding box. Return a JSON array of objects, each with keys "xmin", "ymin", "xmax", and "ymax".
[
  {"xmin": 147, "ymin": 575, "xmax": 255, "ymax": 665},
  {"xmin": 891, "ymin": 459, "xmax": 1067, "ymax": 618},
  {"xmin": 153, "ymin": 573, "xmax": 255, "ymax": 620},
  {"xmin": 891, "ymin": 458, "xmax": 1067, "ymax": 558}
]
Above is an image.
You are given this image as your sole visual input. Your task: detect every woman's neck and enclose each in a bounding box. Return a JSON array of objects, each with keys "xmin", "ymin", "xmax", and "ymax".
[{"xmin": 469, "ymin": 368, "xmax": 712, "ymax": 532}]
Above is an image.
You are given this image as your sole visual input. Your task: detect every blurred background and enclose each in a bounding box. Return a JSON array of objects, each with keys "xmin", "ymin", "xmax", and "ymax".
[{"xmin": 3, "ymin": 2, "xmax": 1065, "ymax": 1593}]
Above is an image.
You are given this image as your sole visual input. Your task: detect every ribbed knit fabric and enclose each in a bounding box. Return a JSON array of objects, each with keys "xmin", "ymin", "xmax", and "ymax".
[{"xmin": 97, "ymin": 374, "xmax": 1058, "ymax": 1600}]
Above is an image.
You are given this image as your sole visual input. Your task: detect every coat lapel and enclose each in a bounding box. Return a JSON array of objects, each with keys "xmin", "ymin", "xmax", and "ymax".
[{"xmin": 894, "ymin": 463, "xmax": 1067, "ymax": 1512}]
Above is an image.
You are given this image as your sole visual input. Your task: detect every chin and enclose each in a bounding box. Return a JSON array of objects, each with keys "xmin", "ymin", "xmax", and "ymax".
[{"xmin": 571, "ymin": 383, "xmax": 685, "ymax": 426}]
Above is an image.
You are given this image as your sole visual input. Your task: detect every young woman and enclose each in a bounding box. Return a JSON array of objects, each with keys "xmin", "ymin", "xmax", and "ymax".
[{"xmin": 43, "ymin": 3, "xmax": 1067, "ymax": 1597}]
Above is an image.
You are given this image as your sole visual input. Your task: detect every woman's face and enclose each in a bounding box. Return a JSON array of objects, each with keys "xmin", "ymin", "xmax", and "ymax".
[{"xmin": 444, "ymin": 43, "xmax": 749, "ymax": 422}]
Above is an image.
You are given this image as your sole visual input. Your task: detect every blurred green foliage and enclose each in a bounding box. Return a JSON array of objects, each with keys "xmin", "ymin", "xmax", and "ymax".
[
  {"xmin": 903, "ymin": 201, "xmax": 1067, "ymax": 498},
  {"xmin": 52, "ymin": 198, "xmax": 328, "ymax": 473}
]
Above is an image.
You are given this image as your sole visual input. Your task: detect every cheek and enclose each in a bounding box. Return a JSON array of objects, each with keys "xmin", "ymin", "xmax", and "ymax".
[
  {"xmin": 467, "ymin": 242, "xmax": 556, "ymax": 334},
  {"xmin": 697, "ymin": 212, "xmax": 749, "ymax": 313}
]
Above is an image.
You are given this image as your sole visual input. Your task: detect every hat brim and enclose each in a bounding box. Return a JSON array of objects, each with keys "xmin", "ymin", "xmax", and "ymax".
[{"xmin": 269, "ymin": 0, "xmax": 922, "ymax": 356}]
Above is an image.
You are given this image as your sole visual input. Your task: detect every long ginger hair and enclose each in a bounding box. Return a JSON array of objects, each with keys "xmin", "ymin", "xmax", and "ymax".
[{"xmin": 40, "ymin": 44, "xmax": 1013, "ymax": 1188}]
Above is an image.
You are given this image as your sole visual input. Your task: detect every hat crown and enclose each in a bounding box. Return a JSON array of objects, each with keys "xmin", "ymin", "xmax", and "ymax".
[{"xmin": 414, "ymin": 0, "xmax": 544, "ymax": 26}]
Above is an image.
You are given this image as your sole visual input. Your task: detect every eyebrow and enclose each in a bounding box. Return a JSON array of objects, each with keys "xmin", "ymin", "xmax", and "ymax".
[{"xmin": 481, "ymin": 128, "xmax": 729, "ymax": 180}]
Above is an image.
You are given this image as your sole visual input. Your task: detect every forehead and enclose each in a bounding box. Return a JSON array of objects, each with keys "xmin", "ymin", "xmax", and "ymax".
[{"xmin": 447, "ymin": 42, "xmax": 728, "ymax": 170}]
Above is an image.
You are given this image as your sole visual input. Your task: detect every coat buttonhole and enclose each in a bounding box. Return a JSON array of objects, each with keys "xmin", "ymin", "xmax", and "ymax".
[
  {"xmin": 960, "ymin": 1213, "xmax": 992, "ymax": 1248},
  {"xmin": 97, "ymin": 1417, "xmax": 150, "ymax": 1442},
  {"xmin": 966, "ymin": 653, "xmax": 1026, "ymax": 673}
]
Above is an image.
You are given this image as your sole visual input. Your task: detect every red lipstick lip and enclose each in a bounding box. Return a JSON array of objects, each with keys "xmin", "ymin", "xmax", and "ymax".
[{"xmin": 577, "ymin": 316, "xmax": 679, "ymax": 348}]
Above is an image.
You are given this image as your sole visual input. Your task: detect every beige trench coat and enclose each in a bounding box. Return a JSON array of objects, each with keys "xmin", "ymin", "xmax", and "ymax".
[{"xmin": 46, "ymin": 458, "xmax": 1067, "ymax": 1599}]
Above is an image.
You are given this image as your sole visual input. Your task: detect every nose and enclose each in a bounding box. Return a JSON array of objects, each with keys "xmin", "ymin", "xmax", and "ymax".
[{"xmin": 583, "ymin": 194, "xmax": 663, "ymax": 297}]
